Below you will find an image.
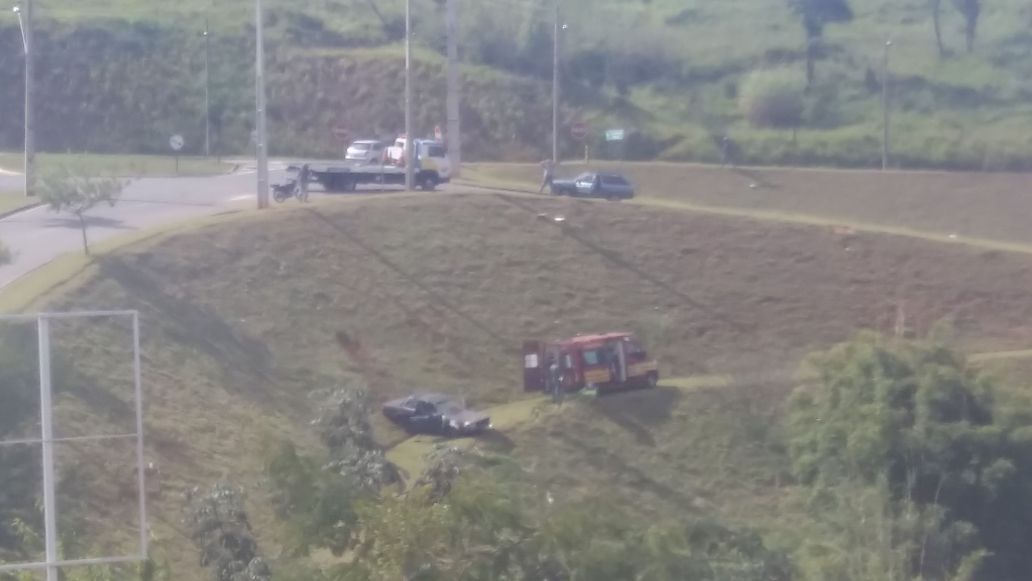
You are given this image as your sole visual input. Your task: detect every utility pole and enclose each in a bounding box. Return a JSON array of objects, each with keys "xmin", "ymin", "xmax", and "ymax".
[
  {"xmin": 14, "ymin": 0, "xmax": 35, "ymax": 197},
  {"xmin": 404, "ymin": 0, "xmax": 414, "ymax": 190},
  {"xmin": 882, "ymin": 39, "xmax": 892, "ymax": 171},
  {"xmin": 203, "ymin": 20, "xmax": 211, "ymax": 157},
  {"xmin": 255, "ymin": 0, "xmax": 269, "ymax": 208},
  {"xmin": 552, "ymin": 0, "xmax": 559, "ymax": 166},
  {"xmin": 445, "ymin": 0, "xmax": 461, "ymax": 177}
]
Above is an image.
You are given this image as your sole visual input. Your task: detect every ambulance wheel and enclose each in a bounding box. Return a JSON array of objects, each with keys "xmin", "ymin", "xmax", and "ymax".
[{"xmin": 645, "ymin": 372, "xmax": 658, "ymax": 389}]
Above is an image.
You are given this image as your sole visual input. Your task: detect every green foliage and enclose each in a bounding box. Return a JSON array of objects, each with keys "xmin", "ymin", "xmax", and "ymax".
[
  {"xmin": 183, "ymin": 483, "xmax": 271, "ymax": 581},
  {"xmin": 38, "ymin": 165, "xmax": 126, "ymax": 256},
  {"xmin": 739, "ymin": 69, "xmax": 807, "ymax": 129},
  {"xmin": 314, "ymin": 386, "xmax": 400, "ymax": 490},
  {"xmin": 951, "ymin": 0, "xmax": 981, "ymax": 52},
  {"xmin": 262, "ymin": 440, "xmax": 359, "ymax": 557},
  {"xmin": 787, "ymin": 0, "xmax": 853, "ymax": 83},
  {"xmin": 787, "ymin": 332, "xmax": 1032, "ymax": 579},
  {"xmin": 336, "ymin": 474, "xmax": 792, "ymax": 581}
]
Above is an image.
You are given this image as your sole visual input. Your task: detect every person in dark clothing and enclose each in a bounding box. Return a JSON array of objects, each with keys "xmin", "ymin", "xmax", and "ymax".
[{"xmin": 297, "ymin": 163, "xmax": 312, "ymax": 202}]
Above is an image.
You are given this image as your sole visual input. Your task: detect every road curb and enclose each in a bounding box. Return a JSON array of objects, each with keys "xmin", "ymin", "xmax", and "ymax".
[{"xmin": 0, "ymin": 202, "xmax": 43, "ymax": 220}]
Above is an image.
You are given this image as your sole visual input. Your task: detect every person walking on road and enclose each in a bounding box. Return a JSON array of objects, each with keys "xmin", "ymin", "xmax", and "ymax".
[{"xmin": 539, "ymin": 159, "xmax": 556, "ymax": 194}]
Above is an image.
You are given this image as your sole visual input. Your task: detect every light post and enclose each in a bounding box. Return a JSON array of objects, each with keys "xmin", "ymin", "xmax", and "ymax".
[
  {"xmin": 203, "ymin": 21, "xmax": 210, "ymax": 157},
  {"xmin": 404, "ymin": 0, "xmax": 414, "ymax": 190},
  {"xmin": 255, "ymin": 0, "xmax": 269, "ymax": 208},
  {"xmin": 882, "ymin": 39, "xmax": 892, "ymax": 171},
  {"xmin": 13, "ymin": 1, "xmax": 34, "ymax": 198},
  {"xmin": 552, "ymin": 0, "xmax": 560, "ymax": 166}
]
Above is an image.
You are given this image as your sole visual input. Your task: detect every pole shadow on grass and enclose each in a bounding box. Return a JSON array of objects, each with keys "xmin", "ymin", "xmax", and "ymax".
[
  {"xmin": 304, "ymin": 209, "xmax": 508, "ymax": 347},
  {"xmin": 492, "ymin": 194, "xmax": 749, "ymax": 332},
  {"xmin": 95, "ymin": 257, "xmax": 278, "ymax": 400}
]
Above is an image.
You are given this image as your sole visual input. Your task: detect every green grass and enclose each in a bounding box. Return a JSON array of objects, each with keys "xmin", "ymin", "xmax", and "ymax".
[
  {"xmin": 10, "ymin": 190, "xmax": 1032, "ymax": 577},
  {"xmin": 0, "ymin": 191, "xmax": 37, "ymax": 215},
  {"xmin": 0, "ymin": 153, "xmax": 234, "ymax": 178}
]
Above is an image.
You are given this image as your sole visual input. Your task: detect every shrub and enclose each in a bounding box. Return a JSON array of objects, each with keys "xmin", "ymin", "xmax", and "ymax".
[{"xmin": 739, "ymin": 69, "xmax": 806, "ymax": 129}]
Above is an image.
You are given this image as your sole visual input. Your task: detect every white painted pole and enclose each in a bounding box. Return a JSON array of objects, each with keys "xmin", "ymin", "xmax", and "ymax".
[
  {"xmin": 22, "ymin": 0, "xmax": 35, "ymax": 197},
  {"xmin": 404, "ymin": 0, "xmax": 414, "ymax": 190},
  {"xmin": 552, "ymin": 0, "xmax": 561, "ymax": 166},
  {"xmin": 445, "ymin": 0, "xmax": 461, "ymax": 177},
  {"xmin": 882, "ymin": 39, "xmax": 892, "ymax": 171},
  {"xmin": 255, "ymin": 0, "xmax": 269, "ymax": 208},
  {"xmin": 132, "ymin": 313, "xmax": 148, "ymax": 559},
  {"xmin": 38, "ymin": 316, "xmax": 58, "ymax": 581}
]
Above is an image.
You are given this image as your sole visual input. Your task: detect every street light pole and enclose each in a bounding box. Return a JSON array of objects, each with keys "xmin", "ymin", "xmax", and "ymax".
[
  {"xmin": 203, "ymin": 20, "xmax": 210, "ymax": 157},
  {"xmin": 404, "ymin": 0, "xmax": 414, "ymax": 190},
  {"xmin": 14, "ymin": 1, "xmax": 35, "ymax": 197},
  {"xmin": 255, "ymin": 0, "xmax": 269, "ymax": 208},
  {"xmin": 445, "ymin": 0, "xmax": 461, "ymax": 178},
  {"xmin": 882, "ymin": 39, "xmax": 892, "ymax": 171},
  {"xmin": 552, "ymin": 0, "xmax": 559, "ymax": 166}
]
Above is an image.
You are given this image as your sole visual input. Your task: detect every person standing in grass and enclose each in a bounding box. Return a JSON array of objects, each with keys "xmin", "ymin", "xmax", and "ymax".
[
  {"xmin": 539, "ymin": 159, "xmax": 556, "ymax": 193},
  {"xmin": 297, "ymin": 163, "xmax": 311, "ymax": 202}
]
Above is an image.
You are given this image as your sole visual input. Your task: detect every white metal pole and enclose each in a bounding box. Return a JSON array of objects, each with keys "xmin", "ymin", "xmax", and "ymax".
[
  {"xmin": 38, "ymin": 316, "xmax": 58, "ymax": 581},
  {"xmin": 882, "ymin": 39, "xmax": 892, "ymax": 171},
  {"xmin": 445, "ymin": 0, "xmax": 461, "ymax": 177},
  {"xmin": 255, "ymin": 0, "xmax": 269, "ymax": 208},
  {"xmin": 23, "ymin": 0, "xmax": 35, "ymax": 197},
  {"xmin": 204, "ymin": 22, "xmax": 211, "ymax": 158},
  {"xmin": 404, "ymin": 0, "xmax": 414, "ymax": 190},
  {"xmin": 552, "ymin": 0, "xmax": 560, "ymax": 166},
  {"xmin": 132, "ymin": 313, "xmax": 148, "ymax": 559}
]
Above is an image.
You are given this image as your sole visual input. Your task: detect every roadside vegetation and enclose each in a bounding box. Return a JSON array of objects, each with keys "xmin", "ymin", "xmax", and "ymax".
[{"xmin": 2, "ymin": 0, "xmax": 1032, "ymax": 168}]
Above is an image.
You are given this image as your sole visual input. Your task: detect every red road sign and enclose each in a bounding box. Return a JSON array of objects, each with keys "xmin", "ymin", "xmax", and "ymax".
[{"xmin": 571, "ymin": 121, "xmax": 589, "ymax": 141}]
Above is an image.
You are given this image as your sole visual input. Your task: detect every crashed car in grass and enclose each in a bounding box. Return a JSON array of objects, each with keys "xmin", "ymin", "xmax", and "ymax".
[
  {"xmin": 382, "ymin": 393, "xmax": 491, "ymax": 437},
  {"xmin": 549, "ymin": 171, "xmax": 635, "ymax": 199}
]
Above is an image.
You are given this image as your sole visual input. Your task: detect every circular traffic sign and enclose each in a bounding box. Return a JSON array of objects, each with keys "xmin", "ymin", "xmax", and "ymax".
[
  {"xmin": 169, "ymin": 134, "xmax": 185, "ymax": 152},
  {"xmin": 571, "ymin": 121, "xmax": 588, "ymax": 141}
]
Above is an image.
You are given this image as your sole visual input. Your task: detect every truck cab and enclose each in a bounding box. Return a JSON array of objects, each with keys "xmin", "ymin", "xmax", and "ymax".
[
  {"xmin": 385, "ymin": 136, "xmax": 452, "ymax": 187},
  {"xmin": 523, "ymin": 332, "xmax": 659, "ymax": 394}
]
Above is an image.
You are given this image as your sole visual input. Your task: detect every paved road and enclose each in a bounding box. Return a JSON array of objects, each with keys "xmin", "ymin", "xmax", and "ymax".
[{"xmin": 0, "ymin": 161, "xmax": 291, "ymax": 288}]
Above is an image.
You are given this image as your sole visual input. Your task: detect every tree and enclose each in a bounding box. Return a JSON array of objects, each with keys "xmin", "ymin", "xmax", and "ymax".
[
  {"xmin": 184, "ymin": 482, "xmax": 271, "ymax": 581},
  {"xmin": 787, "ymin": 332, "xmax": 1032, "ymax": 579},
  {"xmin": 315, "ymin": 386, "xmax": 400, "ymax": 490},
  {"xmin": 38, "ymin": 166, "xmax": 127, "ymax": 256},
  {"xmin": 787, "ymin": 0, "xmax": 853, "ymax": 85},
  {"xmin": 952, "ymin": 0, "xmax": 981, "ymax": 52},
  {"xmin": 929, "ymin": 0, "xmax": 946, "ymax": 58}
]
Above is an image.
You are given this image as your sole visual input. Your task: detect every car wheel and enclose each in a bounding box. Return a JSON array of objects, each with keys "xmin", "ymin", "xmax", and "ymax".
[{"xmin": 645, "ymin": 372, "xmax": 659, "ymax": 389}]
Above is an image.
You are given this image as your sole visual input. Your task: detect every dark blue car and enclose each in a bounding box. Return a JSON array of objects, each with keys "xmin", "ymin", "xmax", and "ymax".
[{"xmin": 549, "ymin": 172, "xmax": 635, "ymax": 199}]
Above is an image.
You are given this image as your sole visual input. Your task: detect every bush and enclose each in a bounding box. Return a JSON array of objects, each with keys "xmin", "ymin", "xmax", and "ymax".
[
  {"xmin": 787, "ymin": 332, "xmax": 1032, "ymax": 580},
  {"xmin": 739, "ymin": 69, "xmax": 806, "ymax": 129}
]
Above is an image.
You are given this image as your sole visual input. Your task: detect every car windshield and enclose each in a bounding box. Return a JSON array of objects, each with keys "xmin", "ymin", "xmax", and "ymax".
[
  {"xmin": 575, "ymin": 173, "xmax": 594, "ymax": 182},
  {"xmin": 351, "ymin": 143, "xmax": 372, "ymax": 151}
]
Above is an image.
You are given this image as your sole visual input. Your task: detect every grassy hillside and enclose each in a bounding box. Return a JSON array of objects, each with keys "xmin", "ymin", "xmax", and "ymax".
[
  {"xmin": 3, "ymin": 0, "xmax": 1032, "ymax": 167},
  {"xmin": 7, "ymin": 190, "xmax": 1032, "ymax": 576}
]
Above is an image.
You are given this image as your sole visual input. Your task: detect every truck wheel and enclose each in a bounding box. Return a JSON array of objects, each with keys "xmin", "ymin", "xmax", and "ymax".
[
  {"xmin": 421, "ymin": 176, "xmax": 438, "ymax": 191},
  {"xmin": 645, "ymin": 372, "xmax": 659, "ymax": 389},
  {"xmin": 344, "ymin": 178, "xmax": 357, "ymax": 192}
]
